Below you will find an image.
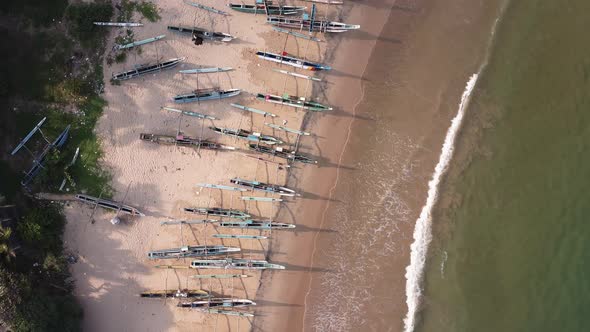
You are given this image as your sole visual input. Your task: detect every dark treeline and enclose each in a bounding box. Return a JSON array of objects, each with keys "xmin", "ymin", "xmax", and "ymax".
[{"xmin": 0, "ymin": 1, "xmax": 114, "ymax": 331}]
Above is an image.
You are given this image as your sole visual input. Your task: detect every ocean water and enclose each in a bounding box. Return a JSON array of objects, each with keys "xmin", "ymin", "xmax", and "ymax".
[{"xmin": 417, "ymin": 1, "xmax": 590, "ymax": 331}]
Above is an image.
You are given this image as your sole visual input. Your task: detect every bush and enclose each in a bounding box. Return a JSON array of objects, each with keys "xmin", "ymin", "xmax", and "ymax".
[
  {"xmin": 11, "ymin": 293, "xmax": 82, "ymax": 332},
  {"xmin": 17, "ymin": 207, "xmax": 64, "ymax": 252}
]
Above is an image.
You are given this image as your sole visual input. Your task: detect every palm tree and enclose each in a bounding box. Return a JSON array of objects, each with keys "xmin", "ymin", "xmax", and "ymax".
[{"xmin": 0, "ymin": 225, "xmax": 15, "ymax": 262}]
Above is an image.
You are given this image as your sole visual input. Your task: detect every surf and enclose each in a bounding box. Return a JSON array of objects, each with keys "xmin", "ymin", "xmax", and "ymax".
[{"xmin": 402, "ymin": 73, "xmax": 480, "ymax": 332}]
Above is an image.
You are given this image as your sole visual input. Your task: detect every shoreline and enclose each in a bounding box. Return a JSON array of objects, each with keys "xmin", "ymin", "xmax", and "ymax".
[{"xmin": 254, "ymin": 1, "xmax": 398, "ymax": 330}]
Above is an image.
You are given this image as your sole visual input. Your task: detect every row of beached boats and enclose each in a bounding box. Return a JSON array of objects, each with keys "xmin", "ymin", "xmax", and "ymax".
[
  {"xmin": 93, "ymin": 0, "xmax": 355, "ymax": 318},
  {"xmin": 111, "ymin": 49, "xmax": 331, "ymax": 81}
]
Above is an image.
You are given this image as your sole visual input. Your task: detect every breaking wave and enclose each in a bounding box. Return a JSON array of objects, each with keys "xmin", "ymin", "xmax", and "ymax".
[{"xmin": 402, "ymin": 74, "xmax": 480, "ymax": 332}]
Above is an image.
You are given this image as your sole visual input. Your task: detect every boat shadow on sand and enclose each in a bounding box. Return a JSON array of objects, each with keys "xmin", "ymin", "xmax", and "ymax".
[{"xmin": 271, "ymin": 261, "xmax": 335, "ymax": 273}]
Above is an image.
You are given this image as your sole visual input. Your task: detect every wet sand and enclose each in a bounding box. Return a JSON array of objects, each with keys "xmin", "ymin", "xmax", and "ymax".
[{"xmin": 257, "ymin": 0, "xmax": 504, "ymax": 331}]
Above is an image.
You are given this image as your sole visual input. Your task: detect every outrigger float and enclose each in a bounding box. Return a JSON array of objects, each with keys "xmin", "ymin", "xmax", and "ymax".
[
  {"xmin": 228, "ymin": 2, "xmax": 306, "ymax": 15},
  {"xmin": 114, "ymin": 35, "xmax": 165, "ymax": 50},
  {"xmin": 230, "ymin": 178, "xmax": 299, "ymax": 196},
  {"xmin": 191, "ymin": 258, "xmax": 285, "ymax": 270},
  {"xmin": 184, "ymin": 207, "xmax": 251, "ymax": 219},
  {"xmin": 148, "ymin": 245, "xmax": 240, "ymax": 259},
  {"xmin": 190, "ymin": 274, "xmax": 250, "ymax": 279},
  {"xmin": 167, "ymin": 26, "xmax": 235, "ymax": 42},
  {"xmin": 160, "ymin": 219, "xmax": 216, "ymax": 226},
  {"xmin": 161, "ymin": 107, "xmax": 217, "ymax": 120},
  {"xmin": 241, "ymin": 196, "xmax": 283, "ymax": 202},
  {"xmin": 230, "ymin": 103, "xmax": 278, "ymax": 118},
  {"xmin": 265, "ymin": 123, "xmax": 311, "ymax": 136},
  {"xmin": 196, "ymin": 183, "xmax": 247, "ymax": 191},
  {"xmin": 257, "ymin": 93, "xmax": 332, "ymax": 111},
  {"xmin": 209, "ymin": 126, "xmax": 283, "ymax": 145},
  {"xmin": 219, "ymin": 220, "xmax": 295, "ymax": 230},
  {"xmin": 112, "ymin": 58, "xmax": 184, "ymax": 81},
  {"xmin": 173, "ymin": 88, "xmax": 241, "ymax": 103},
  {"xmin": 249, "ymin": 143, "xmax": 317, "ymax": 164},
  {"xmin": 272, "ymin": 68, "xmax": 321, "ymax": 82},
  {"xmin": 179, "ymin": 67, "xmax": 233, "ymax": 74},
  {"xmin": 178, "ymin": 298, "xmax": 256, "ymax": 309},
  {"xmin": 140, "ymin": 289, "xmax": 210, "ymax": 298},
  {"xmin": 212, "ymin": 234, "xmax": 269, "ymax": 240},
  {"xmin": 256, "ymin": 51, "xmax": 331, "ymax": 71},
  {"xmin": 75, "ymin": 194, "xmax": 145, "ymax": 216},
  {"xmin": 140, "ymin": 133, "xmax": 236, "ymax": 151}
]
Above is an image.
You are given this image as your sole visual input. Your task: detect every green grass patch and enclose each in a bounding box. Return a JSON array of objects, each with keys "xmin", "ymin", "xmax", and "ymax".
[
  {"xmin": 136, "ymin": 2, "xmax": 161, "ymax": 22},
  {"xmin": 118, "ymin": 0, "xmax": 161, "ymax": 22}
]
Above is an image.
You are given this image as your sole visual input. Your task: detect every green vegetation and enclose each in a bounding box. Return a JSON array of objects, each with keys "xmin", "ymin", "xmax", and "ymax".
[
  {"xmin": 1, "ymin": 205, "xmax": 83, "ymax": 331},
  {"xmin": 0, "ymin": 0, "xmax": 121, "ymax": 330},
  {"xmin": 136, "ymin": 2, "xmax": 161, "ymax": 22},
  {"xmin": 118, "ymin": 0, "xmax": 161, "ymax": 22},
  {"xmin": 65, "ymin": 2, "xmax": 113, "ymax": 49},
  {"xmin": 110, "ymin": 1, "xmax": 160, "ymax": 67}
]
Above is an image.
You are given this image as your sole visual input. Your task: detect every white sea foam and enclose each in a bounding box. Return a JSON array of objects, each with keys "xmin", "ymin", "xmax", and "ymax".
[{"xmin": 402, "ymin": 74, "xmax": 480, "ymax": 332}]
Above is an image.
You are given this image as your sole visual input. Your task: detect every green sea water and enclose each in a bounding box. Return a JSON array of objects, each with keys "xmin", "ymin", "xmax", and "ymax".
[{"xmin": 418, "ymin": 1, "xmax": 590, "ymax": 331}]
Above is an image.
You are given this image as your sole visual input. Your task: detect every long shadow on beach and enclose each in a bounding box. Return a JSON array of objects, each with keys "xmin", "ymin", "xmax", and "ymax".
[
  {"xmin": 273, "ymin": 261, "xmax": 335, "ymax": 273},
  {"xmin": 254, "ymin": 299, "xmax": 302, "ymax": 308}
]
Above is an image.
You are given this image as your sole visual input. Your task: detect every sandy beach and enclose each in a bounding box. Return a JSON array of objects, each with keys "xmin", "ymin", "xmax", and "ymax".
[
  {"xmin": 61, "ymin": 0, "xmax": 503, "ymax": 331},
  {"xmin": 63, "ymin": 0, "xmax": 337, "ymax": 331}
]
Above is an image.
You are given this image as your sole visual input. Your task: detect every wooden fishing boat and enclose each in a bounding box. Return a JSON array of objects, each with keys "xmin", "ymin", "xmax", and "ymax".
[
  {"xmin": 202, "ymin": 309, "xmax": 255, "ymax": 317},
  {"xmin": 219, "ymin": 220, "xmax": 296, "ymax": 229},
  {"xmin": 160, "ymin": 219, "xmax": 217, "ymax": 226},
  {"xmin": 140, "ymin": 133, "xmax": 235, "ymax": 150},
  {"xmin": 75, "ymin": 194, "xmax": 145, "ymax": 216},
  {"xmin": 209, "ymin": 126, "xmax": 283, "ymax": 145},
  {"xmin": 249, "ymin": 143, "xmax": 317, "ymax": 164},
  {"xmin": 167, "ymin": 26, "xmax": 235, "ymax": 42},
  {"xmin": 178, "ymin": 298, "xmax": 255, "ymax": 308},
  {"xmin": 230, "ymin": 178, "xmax": 298, "ymax": 196},
  {"xmin": 140, "ymin": 289, "xmax": 210, "ymax": 298},
  {"xmin": 184, "ymin": 207, "xmax": 251, "ymax": 219},
  {"xmin": 256, "ymin": 93, "xmax": 332, "ymax": 111},
  {"xmin": 191, "ymin": 258, "xmax": 285, "ymax": 270},
  {"xmin": 228, "ymin": 2, "xmax": 306, "ymax": 15},
  {"xmin": 173, "ymin": 88, "xmax": 241, "ymax": 103},
  {"xmin": 16, "ymin": 123, "xmax": 71, "ymax": 187},
  {"xmin": 255, "ymin": 51, "xmax": 331, "ymax": 71},
  {"xmin": 112, "ymin": 58, "xmax": 183, "ymax": 81},
  {"xmin": 267, "ymin": 16, "xmax": 360, "ymax": 33},
  {"xmin": 148, "ymin": 245, "xmax": 240, "ymax": 259}
]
